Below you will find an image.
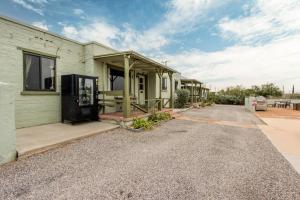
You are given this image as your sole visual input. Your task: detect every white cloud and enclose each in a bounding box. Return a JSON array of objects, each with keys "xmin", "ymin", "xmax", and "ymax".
[
  {"xmin": 73, "ymin": 8, "xmax": 86, "ymax": 19},
  {"xmin": 62, "ymin": 22, "xmax": 120, "ymax": 47},
  {"xmin": 219, "ymin": 0, "xmax": 300, "ymax": 44},
  {"xmin": 158, "ymin": 34, "xmax": 300, "ymax": 92},
  {"xmin": 58, "ymin": 0, "xmax": 300, "ymax": 92},
  {"xmin": 119, "ymin": 0, "xmax": 230, "ymax": 51},
  {"xmin": 11, "ymin": 0, "xmax": 47, "ymax": 15},
  {"xmin": 61, "ymin": 0, "xmax": 229, "ymax": 51},
  {"xmin": 26, "ymin": 0, "xmax": 48, "ymax": 4},
  {"xmin": 73, "ymin": 8, "xmax": 84, "ymax": 15},
  {"xmin": 32, "ymin": 21, "xmax": 49, "ymax": 30}
]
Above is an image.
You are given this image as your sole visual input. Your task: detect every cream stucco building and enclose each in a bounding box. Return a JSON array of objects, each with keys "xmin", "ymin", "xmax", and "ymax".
[{"xmin": 0, "ymin": 15, "xmax": 210, "ymax": 164}]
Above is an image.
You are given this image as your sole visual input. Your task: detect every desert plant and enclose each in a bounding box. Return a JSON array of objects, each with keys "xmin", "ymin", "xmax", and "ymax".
[
  {"xmin": 175, "ymin": 89, "xmax": 190, "ymax": 108},
  {"xmin": 132, "ymin": 118, "xmax": 154, "ymax": 130},
  {"xmin": 200, "ymin": 102, "xmax": 206, "ymax": 107},
  {"xmin": 149, "ymin": 112, "xmax": 171, "ymax": 122}
]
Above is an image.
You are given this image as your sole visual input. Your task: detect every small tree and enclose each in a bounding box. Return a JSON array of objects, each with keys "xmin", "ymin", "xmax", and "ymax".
[{"xmin": 175, "ymin": 89, "xmax": 190, "ymax": 108}]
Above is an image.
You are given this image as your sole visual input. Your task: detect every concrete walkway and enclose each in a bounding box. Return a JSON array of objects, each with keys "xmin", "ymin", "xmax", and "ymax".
[
  {"xmin": 17, "ymin": 122, "xmax": 119, "ymax": 157},
  {"xmin": 1, "ymin": 105, "xmax": 299, "ymax": 199},
  {"xmin": 256, "ymin": 109, "xmax": 300, "ymax": 174}
]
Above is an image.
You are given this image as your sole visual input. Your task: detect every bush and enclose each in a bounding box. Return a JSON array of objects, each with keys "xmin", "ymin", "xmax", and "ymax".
[
  {"xmin": 132, "ymin": 112, "xmax": 172, "ymax": 130},
  {"xmin": 175, "ymin": 89, "xmax": 190, "ymax": 108},
  {"xmin": 149, "ymin": 112, "xmax": 171, "ymax": 122},
  {"xmin": 200, "ymin": 102, "xmax": 206, "ymax": 107},
  {"xmin": 132, "ymin": 118, "xmax": 154, "ymax": 130},
  {"xmin": 214, "ymin": 95, "xmax": 244, "ymax": 105}
]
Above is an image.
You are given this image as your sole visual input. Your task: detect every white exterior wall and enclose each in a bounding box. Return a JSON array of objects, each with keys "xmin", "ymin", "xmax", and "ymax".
[
  {"xmin": 0, "ymin": 16, "xmax": 182, "ymax": 128},
  {"xmin": 154, "ymin": 72, "xmax": 181, "ymax": 107},
  {"xmin": 0, "ymin": 16, "xmax": 117, "ymax": 128},
  {"xmin": 0, "ymin": 82, "xmax": 16, "ymax": 164}
]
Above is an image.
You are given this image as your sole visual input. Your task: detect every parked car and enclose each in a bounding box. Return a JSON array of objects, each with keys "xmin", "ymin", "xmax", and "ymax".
[{"xmin": 254, "ymin": 96, "xmax": 267, "ymax": 111}]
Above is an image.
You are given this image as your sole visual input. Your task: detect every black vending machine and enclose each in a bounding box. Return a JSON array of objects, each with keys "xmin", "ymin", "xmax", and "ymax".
[{"xmin": 61, "ymin": 74, "xmax": 99, "ymax": 123}]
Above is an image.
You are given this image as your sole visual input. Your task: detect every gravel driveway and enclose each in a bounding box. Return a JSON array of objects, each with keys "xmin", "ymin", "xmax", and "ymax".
[{"xmin": 1, "ymin": 105, "xmax": 300, "ymax": 199}]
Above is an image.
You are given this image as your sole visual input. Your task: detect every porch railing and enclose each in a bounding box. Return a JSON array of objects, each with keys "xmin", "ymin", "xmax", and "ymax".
[{"xmin": 98, "ymin": 90, "xmax": 163, "ymax": 114}]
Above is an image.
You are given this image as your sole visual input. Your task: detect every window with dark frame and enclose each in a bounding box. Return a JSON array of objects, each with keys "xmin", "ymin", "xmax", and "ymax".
[
  {"xmin": 162, "ymin": 77, "xmax": 167, "ymax": 90},
  {"xmin": 139, "ymin": 77, "xmax": 144, "ymax": 90},
  {"xmin": 109, "ymin": 68, "xmax": 124, "ymax": 90},
  {"xmin": 24, "ymin": 53, "xmax": 56, "ymax": 91},
  {"xmin": 175, "ymin": 80, "xmax": 178, "ymax": 90}
]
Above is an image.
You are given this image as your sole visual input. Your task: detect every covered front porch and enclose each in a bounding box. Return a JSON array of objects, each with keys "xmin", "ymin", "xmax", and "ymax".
[
  {"xmin": 94, "ymin": 51, "xmax": 177, "ymax": 119},
  {"xmin": 201, "ymin": 87, "xmax": 210, "ymax": 100},
  {"xmin": 181, "ymin": 78, "xmax": 203, "ymax": 103}
]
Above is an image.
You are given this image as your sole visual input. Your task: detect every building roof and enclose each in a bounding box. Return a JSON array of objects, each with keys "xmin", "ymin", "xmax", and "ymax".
[
  {"xmin": 180, "ymin": 77, "xmax": 202, "ymax": 84},
  {"xmin": 0, "ymin": 15, "xmax": 117, "ymax": 52},
  {"xmin": 94, "ymin": 51, "xmax": 178, "ymax": 73}
]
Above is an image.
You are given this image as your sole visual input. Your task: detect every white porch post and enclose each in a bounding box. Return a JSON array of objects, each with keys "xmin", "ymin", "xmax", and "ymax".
[
  {"xmin": 157, "ymin": 71, "xmax": 163, "ymax": 111},
  {"xmin": 168, "ymin": 72, "xmax": 174, "ymax": 108},
  {"xmin": 191, "ymin": 81, "xmax": 194, "ymax": 104},
  {"xmin": 123, "ymin": 55, "xmax": 131, "ymax": 118}
]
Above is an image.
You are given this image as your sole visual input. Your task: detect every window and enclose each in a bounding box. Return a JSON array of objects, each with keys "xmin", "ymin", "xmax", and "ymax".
[
  {"xmin": 24, "ymin": 53, "xmax": 55, "ymax": 91},
  {"xmin": 139, "ymin": 77, "xmax": 144, "ymax": 90},
  {"xmin": 175, "ymin": 81, "xmax": 179, "ymax": 90},
  {"xmin": 162, "ymin": 77, "xmax": 167, "ymax": 90},
  {"xmin": 109, "ymin": 68, "xmax": 124, "ymax": 90}
]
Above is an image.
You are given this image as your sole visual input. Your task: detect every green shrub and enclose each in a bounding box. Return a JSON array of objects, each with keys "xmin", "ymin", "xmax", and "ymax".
[
  {"xmin": 175, "ymin": 89, "xmax": 190, "ymax": 108},
  {"xmin": 206, "ymin": 101, "xmax": 212, "ymax": 106},
  {"xmin": 132, "ymin": 118, "xmax": 154, "ymax": 130},
  {"xmin": 149, "ymin": 112, "xmax": 171, "ymax": 122},
  {"xmin": 200, "ymin": 102, "xmax": 206, "ymax": 107},
  {"xmin": 214, "ymin": 95, "xmax": 244, "ymax": 105},
  {"xmin": 132, "ymin": 112, "xmax": 172, "ymax": 130}
]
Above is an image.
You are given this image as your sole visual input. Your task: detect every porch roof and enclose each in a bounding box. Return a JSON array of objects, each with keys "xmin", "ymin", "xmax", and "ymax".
[
  {"xmin": 181, "ymin": 78, "xmax": 202, "ymax": 85},
  {"xmin": 94, "ymin": 51, "xmax": 178, "ymax": 73}
]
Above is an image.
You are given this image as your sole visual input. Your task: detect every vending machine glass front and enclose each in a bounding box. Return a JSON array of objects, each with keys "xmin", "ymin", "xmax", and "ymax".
[{"xmin": 78, "ymin": 77, "xmax": 94, "ymax": 106}]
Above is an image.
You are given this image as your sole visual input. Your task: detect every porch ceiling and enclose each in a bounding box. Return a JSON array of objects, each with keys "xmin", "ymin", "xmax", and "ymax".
[{"xmin": 94, "ymin": 51, "xmax": 178, "ymax": 73}]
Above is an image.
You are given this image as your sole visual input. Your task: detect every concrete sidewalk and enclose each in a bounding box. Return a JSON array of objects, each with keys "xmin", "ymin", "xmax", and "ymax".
[
  {"xmin": 256, "ymin": 109, "xmax": 300, "ymax": 174},
  {"xmin": 17, "ymin": 122, "xmax": 119, "ymax": 157}
]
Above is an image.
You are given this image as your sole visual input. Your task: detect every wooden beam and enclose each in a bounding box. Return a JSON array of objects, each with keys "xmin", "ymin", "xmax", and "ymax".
[
  {"xmin": 123, "ymin": 55, "xmax": 131, "ymax": 118},
  {"xmin": 191, "ymin": 81, "xmax": 194, "ymax": 104},
  {"xmin": 168, "ymin": 72, "xmax": 174, "ymax": 108},
  {"xmin": 129, "ymin": 60, "xmax": 138, "ymax": 70},
  {"xmin": 158, "ymin": 71, "xmax": 162, "ymax": 110},
  {"xmin": 130, "ymin": 102, "xmax": 148, "ymax": 113}
]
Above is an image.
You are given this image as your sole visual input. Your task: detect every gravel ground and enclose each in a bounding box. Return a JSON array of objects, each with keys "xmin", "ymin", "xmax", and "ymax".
[{"xmin": 1, "ymin": 105, "xmax": 300, "ymax": 200}]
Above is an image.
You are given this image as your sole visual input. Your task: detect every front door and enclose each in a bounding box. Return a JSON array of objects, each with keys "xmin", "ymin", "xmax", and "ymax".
[{"xmin": 138, "ymin": 75, "xmax": 145, "ymax": 105}]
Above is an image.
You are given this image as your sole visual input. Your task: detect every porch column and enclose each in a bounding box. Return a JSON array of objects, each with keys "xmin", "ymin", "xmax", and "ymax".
[
  {"xmin": 123, "ymin": 55, "xmax": 131, "ymax": 118},
  {"xmin": 199, "ymin": 84, "xmax": 202, "ymax": 101},
  {"xmin": 195, "ymin": 83, "xmax": 198, "ymax": 102},
  {"xmin": 157, "ymin": 71, "xmax": 163, "ymax": 111},
  {"xmin": 168, "ymin": 72, "xmax": 174, "ymax": 108},
  {"xmin": 191, "ymin": 81, "xmax": 194, "ymax": 104}
]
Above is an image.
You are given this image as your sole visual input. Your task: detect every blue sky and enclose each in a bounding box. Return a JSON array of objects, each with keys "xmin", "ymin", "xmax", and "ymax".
[{"xmin": 1, "ymin": 0, "xmax": 300, "ymax": 92}]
